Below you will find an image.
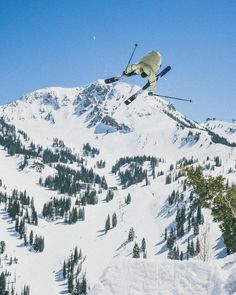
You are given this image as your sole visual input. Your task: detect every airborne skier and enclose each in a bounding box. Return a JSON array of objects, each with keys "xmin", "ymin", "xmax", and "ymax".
[
  {"xmin": 123, "ymin": 51, "xmax": 162, "ymax": 94},
  {"xmin": 104, "ymin": 45, "xmax": 190, "ymax": 105}
]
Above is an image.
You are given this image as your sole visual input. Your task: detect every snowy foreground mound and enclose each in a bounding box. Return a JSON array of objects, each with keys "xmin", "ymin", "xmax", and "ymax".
[{"xmin": 90, "ymin": 256, "xmax": 236, "ymax": 295}]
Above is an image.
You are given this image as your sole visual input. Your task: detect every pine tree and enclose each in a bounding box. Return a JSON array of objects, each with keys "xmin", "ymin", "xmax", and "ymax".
[
  {"xmin": 80, "ymin": 274, "xmax": 87, "ymax": 294},
  {"xmin": 15, "ymin": 217, "xmax": 19, "ymax": 232},
  {"xmin": 196, "ymin": 237, "xmax": 201, "ymax": 254},
  {"xmin": 63, "ymin": 261, "xmax": 67, "ymax": 279},
  {"xmin": 141, "ymin": 238, "xmax": 146, "ymax": 252},
  {"xmin": 193, "ymin": 224, "xmax": 199, "ymax": 235},
  {"xmin": 125, "ymin": 193, "xmax": 131, "ymax": 205},
  {"xmin": 167, "ymin": 228, "xmax": 175, "ymax": 250},
  {"xmin": 74, "ymin": 247, "xmax": 79, "ymax": 264},
  {"xmin": 112, "ymin": 212, "xmax": 117, "ymax": 228},
  {"xmin": 164, "ymin": 228, "xmax": 168, "ymax": 240},
  {"xmin": 190, "ymin": 240, "xmax": 195, "ymax": 256},
  {"xmin": 29, "ymin": 230, "xmax": 34, "ymax": 246},
  {"xmin": 0, "ymin": 272, "xmax": 6, "ymax": 295},
  {"xmin": 78, "ymin": 249, "xmax": 82, "ymax": 260},
  {"xmin": 24, "ymin": 234, "xmax": 28, "ymax": 246},
  {"xmin": 187, "ymin": 238, "xmax": 190, "ymax": 254},
  {"xmin": 105, "ymin": 214, "xmax": 110, "ymax": 233},
  {"xmin": 0, "ymin": 241, "xmax": 6, "ymax": 254},
  {"xmin": 145, "ymin": 170, "xmax": 149, "ymax": 186},
  {"xmin": 128, "ymin": 227, "xmax": 135, "ymax": 242},
  {"xmin": 68, "ymin": 274, "xmax": 74, "ymax": 293},
  {"xmin": 133, "ymin": 243, "xmax": 140, "ymax": 258}
]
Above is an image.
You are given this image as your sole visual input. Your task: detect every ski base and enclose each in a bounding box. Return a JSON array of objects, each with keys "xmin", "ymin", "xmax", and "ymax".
[{"xmin": 104, "ymin": 76, "xmax": 122, "ymax": 84}]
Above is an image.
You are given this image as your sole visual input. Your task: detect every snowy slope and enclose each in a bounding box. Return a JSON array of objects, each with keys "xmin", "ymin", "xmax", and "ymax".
[{"xmin": 0, "ymin": 81, "xmax": 235, "ymax": 294}]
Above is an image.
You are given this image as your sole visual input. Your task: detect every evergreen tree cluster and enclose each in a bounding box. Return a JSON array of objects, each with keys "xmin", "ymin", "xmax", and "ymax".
[
  {"xmin": 62, "ymin": 247, "xmax": 87, "ymax": 294},
  {"xmin": 167, "ymin": 245, "xmax": 183, "ymax": 260},
  {"xmin": 166, "ymin": 189, "xmax": 204, "ymax": 255},
  {"xmin": 112, "ymin": 155, "xmax": 159, "ymax": 174},
  {"xmin": 83, "ymin": 143, "xmax": 100, "ymax": 157},
  {"xmin": 207, "ymin": 129, "xmax": 236, "ymax": 147},
  {"xmin": 176, "ymin": 157, "xmax": 198, "ymax": 169},
  {"xmin": 0, "ymin": 188, "xmax": 44, "ymax": 253},
  {"xmin": 4, "ymin": 189, "xmax": 38, "ymax": 226},
  {"xmin": 186, "ymin": 166, "xmax": 236, "ymax": 254},
  {"xmin": 118, "ymin": 163, "xmax": 147, "ymax": 188},
  {"xmin": 105, "ymin": 212, "xmax": 117, "ymax": 233},
  {"xmin": 65, "ymin": 207, "xmax": 85, "ymax": 224},
  {"xmin": 42, "ymin": 196, "xmax": 86, "ymax": 223},
  {"xmin": 185, "ymin": 130, "xmax": 201, "ymax": 143},
  {"xmin": 96, "ymin": 160, "xmax": 106, "ymax": 169},
  {"xmin": 165, "ymin": 228, "xmax": 200, "ymax": 260},
  {"xmin": 132, "ymin": 238, "xmax": 147, "ymax": 259},
  {"xmin": 186, "ymin": 238, "xmax": 200, "ymax": 258},
  {"xmin": 42, "ymin": 197, "xmax": 72, "ymax": 221},
  {"xmin": 176, "ymin": 206, "xmax": 186, "ymax": 238},
  {"xmin": 105, "ymin": 190, "xmax": 114, "ymax": 203},
  {"xmin": 168, "ymin": 190, "xmax": 184, "ymax": 205},
  {"xmin": 42, "ymin": 138, "xmax": 80, "ymax": 164},
  {"xmin": 187, "ymin": 200, "xmax": 204, "ymax": 235},
  {"xmin": 23, "ymin": 230, "xmax": 45, "ymax": 252},
  {"xmin": 21, "ymin": 286, "xmax": 30, "ymax": 295},
  {"xmin": 32, "ymin": 234, "xmax": 44, "ymax": 252},
  {"xmin": 165, "ymin": 170, "xmax": 186, "ymax": 185},
  {"xmin": 164, "ymin": 111, "xmax": 196, "ymax": 128},
  {"xmin": 42, "ymin": 164, "xmax": 107, "ymax": 195},
  {"xmin": 42, "ymin": 147, "xmax": 78, "ymax": 164},
  {"xmin": 0, "ymin": 117, "xmax": 41, "ymax": 158},
  {"xmin": 80, "ymin": 188, "xmax": 98, "ymax": 205},
  {"xmin": 0, "ymin": 118, "xmax": 83, "ymax": 171}
]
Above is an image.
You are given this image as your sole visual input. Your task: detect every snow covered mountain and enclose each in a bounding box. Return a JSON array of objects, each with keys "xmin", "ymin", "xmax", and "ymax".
[
  {"xmin": 0, "ymin": 80, "xmax": 235, "ymax": 295},
  {"xmin": 202, "ymin": 119, "xmax": 236, "ymax": 145}
]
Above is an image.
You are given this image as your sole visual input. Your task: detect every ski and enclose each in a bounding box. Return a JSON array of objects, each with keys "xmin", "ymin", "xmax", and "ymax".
[
  {"xmin": 104, "ymin": 75, "xmax": 122, "ymax": 84},
  {"xmin": 124, "ymin": 66, "xmax": 171, "ymax": 105}
]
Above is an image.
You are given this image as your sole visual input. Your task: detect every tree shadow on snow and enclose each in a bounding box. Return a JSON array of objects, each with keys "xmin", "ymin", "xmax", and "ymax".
[
  {"xmin": 156, "ymin": 202, "xmax": 176, "ymax": 219},
  {"xmin": 97, "ymin": 228, "xmax": 106, "ymax": 237},
  {"xmin": 55, "ymin": 269, "xmax": 68, "ymax": 294},
  {"xmin": 155, "ymin": 242, "xmax": 168, "ymax": 255},
  {"xmin": 0, "ymin": 210, "xmax": 10, "ymax": 220},
  {"xmin": 213, "ymin": 237, "xmax": 227, "ymax": 258},
  {"xmin": 116, "ymin": 240, "xmax": 129, "ymax": 251}
]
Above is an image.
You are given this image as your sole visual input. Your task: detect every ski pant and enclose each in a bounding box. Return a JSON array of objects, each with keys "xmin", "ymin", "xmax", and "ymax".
[{"xmin": 124, "ymin": 62, "xmax": 158, "ymax": 92}]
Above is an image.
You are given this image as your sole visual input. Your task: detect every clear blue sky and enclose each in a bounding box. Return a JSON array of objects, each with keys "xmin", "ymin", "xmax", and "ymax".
[{"xmin": 0, "ymin": 0, "xmax": 236, "ymax": 122}]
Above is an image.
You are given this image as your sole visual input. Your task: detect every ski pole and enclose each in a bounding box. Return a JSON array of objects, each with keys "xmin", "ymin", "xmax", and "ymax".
[
  {"xmin": 153, "ymin": 93, "xmax": 192, "ymax": 103},
  {"xmin": 125, "ymin": 43, "xmax": 138, "ymax": 71},
  {"xmin": 104, "ymin": 44, "xmax": 138, "ymax": 84}
]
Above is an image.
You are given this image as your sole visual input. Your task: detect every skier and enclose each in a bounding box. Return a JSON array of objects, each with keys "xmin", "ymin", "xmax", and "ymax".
[{"xmin": 123, "ymin": 51, "xmax": 162, "ymax": 93}]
